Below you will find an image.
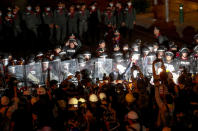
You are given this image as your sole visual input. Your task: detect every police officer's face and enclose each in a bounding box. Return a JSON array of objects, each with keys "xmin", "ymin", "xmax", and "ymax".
[
  {"xmin": 55, "ymin": 48, "xmax": 61, "ymax": 54},
  {"xmin": 70, "ymin": 43, "xmax": 75, "ymax": 48},
  {"xmin": 35, "ymin": 6, "xmax": 40, "ymax": 12},
  {"xmin": 154, "ymin": 29, "xmax": 159, "ymax": 36},
  {"xmin": 182, "ymin": 53, "xmax": 188, "ymax": 58},
  {"xmin": 70, "ymin": 7, "xmax": 75, "ymax": 12},
  {"xmin": 99, "ymin": 43, "xmax": 105, "ymax": 48},
  {"xmin": 81, "ymin": 5, "xmax": 86, "ymax": 11},
  {"xmin": 166, "ymin": 56, "xmax": 172, "ymax": 61},
  {"xmin": 196, "ymin": 39, "xmax": 198, "ymax": 43}
]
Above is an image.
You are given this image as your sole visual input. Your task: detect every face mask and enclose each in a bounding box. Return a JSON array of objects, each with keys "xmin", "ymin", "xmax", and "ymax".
[
  {"xmin": 109, "ymin": 3, "xmax": 113, "ymax": 7},
  {"xmin": 27, "ymin": 7, "xmax": 32, "ymax": 11},
  {"xmin": 8, "ymin": 14, "xmax": 12, "ymax": 17},
  {"xmin": 36, "ymin": 9, "xmax": 40, "ymax": 12},
  {"xmin": 92, "ymin": 6, "xmax": 96, "ymax": 10},
  {"xmin": 58, "ymin": 6, "xmax": 63, "ymax": 9},
  {"xmin": 46, "ymin": 8, "xmax": 50, "ymax": 11},
  {"xmin": 128, "ymin": 2, "xmax": 132, "ymax": 6}
]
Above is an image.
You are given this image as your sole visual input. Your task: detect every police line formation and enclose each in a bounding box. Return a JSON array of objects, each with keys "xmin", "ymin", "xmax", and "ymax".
[
  {"xmin": 1, "ymin": 31, "xmax": 198, "ymax": 87},
  {"xmin": 1, "ymin": 1, "xmax": 198, "ymax": 87},
  {"xmin": 0, "ymin": 1, "xmax": 136, "ymax": 43}
]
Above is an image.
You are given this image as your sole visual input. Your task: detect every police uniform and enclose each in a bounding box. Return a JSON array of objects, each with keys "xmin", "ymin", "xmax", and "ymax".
[
  {"xmin": 88, "ymin": 6, "xmax": 101, "ymax": 44},
  {"xmin": 42, "ymin": 8, "xmax": 54, "ymax": 40},
  {"xmin": 54, "ymin": 7, "xmax": 68, "ymax": 42},
  {"xmin": 78, "ymin": 9, "xmax": 90, "ymax": 38},
  {"xmin": 114, "ymin": 7, "xmax": 124, "ymax": 29},
  {"xmin": 13, "ymin": 11, "xmax": 22, "ymax": 37},
  {"xmin": 190, "ymin": 45, "xmax": 198, "ymax": 73},
  {"xmin": 164, "ymin": 51, "xmax": 176, "ymax": 73},
  {"xmin": 22, "ymin": 8, "xmax": 38, "ymax": 37},
  {"xmin": 67, "ymin": 11, "xmax": 78, "ymax": 35},
  {"xmin": 176, "ymin": 48, "xmax": 192, "ymax": 73},
  {"xmin": 104, "ymin": 9, "xmax": 116, "ymax": 28},
  {"xmin": 124, "ymin": 4, "xmax": 136, "ymax": 30}
]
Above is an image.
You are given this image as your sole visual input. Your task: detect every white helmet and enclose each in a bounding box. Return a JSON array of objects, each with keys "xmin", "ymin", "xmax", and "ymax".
[
  {"xmin": 99, "ymin": 92, "xmax": 106, "ymax": 100},
  {"xmin": 68, "ymin": 97, "xmax": 78, "ymax": 105},
  {"xmin": 78, "ymin": 98, "xmax": 86, "ymax": 103},
  {"xmin": 89, "ymin": 94, "xmax": 98, "ymax": 102}
]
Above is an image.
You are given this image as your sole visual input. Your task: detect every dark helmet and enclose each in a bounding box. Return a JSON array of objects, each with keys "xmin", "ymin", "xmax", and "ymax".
[
  {"xmin": 99, "ymin": 52, "xmax": 108, "ymax": 58},
  {"xmin": 83, "ymin": 51, "xmax": 92, "ymax": 56},
  {"xmin": 180, "ymin": 47, "xmax": 189, "ymax": 53},
  {"xmin": 157, "ymin": 46, "xmax": 165, "ymax": 52},
  {"xmin": 53, "ymin": 55, "xmax": 61, "ymax": 61},
  {"xmin": 165, "ymin": 51, "xmax": 174, "ymax": 57}
]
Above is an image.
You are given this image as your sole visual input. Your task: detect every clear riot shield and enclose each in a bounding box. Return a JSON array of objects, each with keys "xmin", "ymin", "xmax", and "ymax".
[
  {"xmin": 61, "ymin": 59, "xmax": 78, "ymax": 81},
  {"xmin": 145, "ymin": 53, "xmax": 156, "ymax": 76},
  {"xmin": 112, "ymin": 59, "xmax": 127, "ymax": 77},
  {"xmin": 49, "ymin": 60, "xmax": 61, "ymax": 83},
  {"xmin": 25, "ymin": 63, "xmax": 42, "ymax": 85},
  {"xmin": 78, "ymin": 60, "xmax": 95, "ymax": 77},
  {"xmin": 8, "ymin": 65, "xmax": 25, "ymax": 81},
  {"xmin": 94, "ymin": 58, "xmax": 113, "ymax": 80}
]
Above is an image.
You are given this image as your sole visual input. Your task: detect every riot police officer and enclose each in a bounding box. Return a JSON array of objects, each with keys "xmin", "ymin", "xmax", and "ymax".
[
  {"xmin": 63, "ymin": 34, "xmax": 81, "ymax": 58},
  {"xmin": 78, "ymin": 3, "xmax": 90, "ymax": 40},
  {"xmin": 22, "ymin": 5, "xmax": 38, "ymax": 37},
  {"xmin": 124, "ymin": 1, "xmax": 136, "ymax": 41},
  {"xmin": 42, "ymin": 6, "xmax": 54, "ymax": 40},
  {"xmin": 164, "ymin": 51, "xmax": 176, "ymax": 73},
  {"xmin": 67, "ymin": 5, "xmax": 78, "ymax": 35},
  {"xmin": 12, "ymin": 6, "xmax": 22, "ymax": 37},
  {"xmin": 177, "ymin": 47, "xmax": 191, "ymax": 73},
  {"xmin": 54, "ymin": 2, "xmax": 68, "ymax": 43}
]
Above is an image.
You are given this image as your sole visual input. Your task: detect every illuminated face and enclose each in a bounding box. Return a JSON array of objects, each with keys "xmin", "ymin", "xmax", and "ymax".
[
  {"xmin": 154, "ymin": 28, "xmax": 160, "ymax": 36},
  {"xmin": 70, "ymin": 6, "xmax": 75, "ymax": 12},
  {"xmin": 158, "ymin": 51, "xmax": 164, "ymax": 57},
  {"xmin": 99, "ymin": 42, "xmax": 105, "ymax": 48},
  {"xmin": 81, "ymin": 5, "xmax": 86, "ymax": 11},
  {"xmin": 166, "ymin": 55, "xmax": 172, "ymax": 61},
  {"xmin": 55, "ymin": 48, "xmax": 61, "ymax": 54},
  {"xmin": 84, "ymin": 55, "xmax": 91, "ymax": 60},
  {"xmin": 182, "ymin": 52, "xmax": 188, "ymax": 58},
  {"xmin": 69, "ymin": 42, "xmax": 75, "ymax": 48},
  {"xmin": 35, "ymin": 6, "xmax": 41, "ymax": 12}
]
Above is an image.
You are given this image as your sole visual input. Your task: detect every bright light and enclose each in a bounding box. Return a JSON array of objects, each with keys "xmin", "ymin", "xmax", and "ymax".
[
  {"xmin": 157, "ymin": 68, "xmax": 163, "ymax": 75},
  {"xmin": 117, "ymin": 64, "xmax": 126, "ymax": 74},
  {"xmin": 133, "ymin": 70, "xmax": 139, "ymax": 78}
]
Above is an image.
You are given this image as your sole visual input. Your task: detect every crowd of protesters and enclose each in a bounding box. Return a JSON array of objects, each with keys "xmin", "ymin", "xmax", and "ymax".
[{"xmin": 1, "ymin": 1, "xmax": 198, "ymax": 131}]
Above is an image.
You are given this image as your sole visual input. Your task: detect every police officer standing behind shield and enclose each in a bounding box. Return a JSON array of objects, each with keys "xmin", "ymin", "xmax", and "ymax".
[
  {"xmin": 42, "ymin": 6, "xmax": 54, "ymax": 40},
  {"xmin": 54, "ymin": 2, "xmax": 68, "ymax": 43},
  {"xmin": 22, "ymin": 5, "xmax": 38, "ymax": 37},
  {"xmin": 124, "ymin": 1, "xmax": 136, "ymax": 41},
  {"xmin": 67, "ymin": 5, "xmax": 78, "ymax": 36},
  {"xmin": 78, "ymin": 3, "xmax": 90, "ymax": 40}
]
